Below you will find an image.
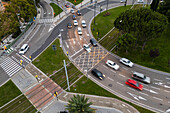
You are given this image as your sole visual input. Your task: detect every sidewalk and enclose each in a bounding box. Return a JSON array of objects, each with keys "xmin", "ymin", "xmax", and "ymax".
[{"xmin": 58, "ymin": 92, "xmax": 139, "ymax": 113}]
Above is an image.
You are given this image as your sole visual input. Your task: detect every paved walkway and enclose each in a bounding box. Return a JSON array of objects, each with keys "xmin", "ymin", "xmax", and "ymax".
[{"xmin": 58, "ymin": 92, "xmax": 139, "ymax": 113}]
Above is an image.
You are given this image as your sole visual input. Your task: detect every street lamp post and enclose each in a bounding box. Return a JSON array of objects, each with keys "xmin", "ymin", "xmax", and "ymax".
[
  {"xmin": 107, "ymin": 0, "xmax": 108, "ymax": 12},
  {"xmin": 94, "ymin": 1, "xmax": 96, "ymax": 25}
]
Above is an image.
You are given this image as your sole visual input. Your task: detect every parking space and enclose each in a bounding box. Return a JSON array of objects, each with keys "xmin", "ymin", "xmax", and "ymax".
[{"xmin": 73, "ymin": 46, "xmax": 108, "ymax": 71}]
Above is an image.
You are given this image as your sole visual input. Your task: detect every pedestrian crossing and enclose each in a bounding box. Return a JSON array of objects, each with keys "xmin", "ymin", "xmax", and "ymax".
[
  {"xmin": 0, "ymin": 57, "xmax": 22, "ymax": 77},
  {"xmin": 36, "ymin": 19, "xmax": 54, "ymax": 24}
]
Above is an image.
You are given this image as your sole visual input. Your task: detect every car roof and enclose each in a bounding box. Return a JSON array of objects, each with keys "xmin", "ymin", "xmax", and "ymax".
[
  {"xmin": 21, "ymin": 44, "xmax": 28, "ymax": 49},
  {"xmin": 73, "ymin": 15, "xmax": 76, "ymax": 17},
  {"xmin": 92, "ymin": 68, "xmax": 101, "ymax": 74},
  {"xmin": 133, "ymin": 72, "xmax": 145, "ymax": 78},
  {"xmin": 122, "ymin": 58, "xmax": 129, "ymax": 61},
  {"xmin": 128, "ymin": 79, "xmax": 137, "ymax": 84}
]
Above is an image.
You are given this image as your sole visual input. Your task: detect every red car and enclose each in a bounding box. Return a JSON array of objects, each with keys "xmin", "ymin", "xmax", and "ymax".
[
  {"xmin": 125, "ymin": 79, "xmax": 143, "ymax": 90},
  {"xmin": 65, "ymin": 4, "xmax": 70, "ymax": 8}
]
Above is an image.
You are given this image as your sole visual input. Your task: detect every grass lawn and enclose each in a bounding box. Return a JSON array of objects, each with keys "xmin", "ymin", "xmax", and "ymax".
[
  {"xmin": 33, "ymin": 39, "xmax": 69, "ymax": 76},
  {"xmin": 51, "ymin": 63, "xmax": 83, "ymax": 89},
  {"xmin": 69, "ymin": 76, "xmax": 154, "ymax": 113},
  {"xmin": 67, "ymin": 0, "xmax": 83, "ymax": 5},
  {"xmin": 99, "ymin": 29, "xmax": 120, "ymax": 51},
  {"xmin": 0, "ymin": 80, "xmax": 21, "ymax": 107},
  {"xmin": 113, "ymin": 24, "xmax": 170, "ymax": 73},
  {"xmin": 0, "ymin": 95, "xmax": 37, "ymax": 113},
  {"xmin": 50, "ymin": 3, "xmax": 63, "ymax": 17},
  {"xmin": 91, "ymin": 5, "xmax": 131, "ymax": 39}
]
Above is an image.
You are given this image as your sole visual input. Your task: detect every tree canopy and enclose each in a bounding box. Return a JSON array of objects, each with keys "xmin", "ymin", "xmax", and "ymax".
[
  {"xmin": 0, "ymin": 0, "xmax": 37, "ymax": 41},
  {"xmin": 114, "ymin": 8, "xmax": 168, "ymax": 51},
  {"xmin": 65, "ymin": 95, "xmax": 95, "ymax": 113}
]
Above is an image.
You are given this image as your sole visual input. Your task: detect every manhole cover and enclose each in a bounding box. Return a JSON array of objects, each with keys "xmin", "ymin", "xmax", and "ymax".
[{"xmin": 108, "ymin": 84, "xmax": 112, "ymax": 87}]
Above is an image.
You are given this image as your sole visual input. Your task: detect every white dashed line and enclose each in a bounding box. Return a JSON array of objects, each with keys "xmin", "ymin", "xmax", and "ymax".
[
  {"xmin": 110, "ymin": 69, "xmax": 116, "ymax": 73},
  {"xmin": 139, "ymin": 92, "xmax": 149, "ymax": 96},
  {"xmin": 119, "ymin": 74, "xmax": 125, "ymax": 78},
  {"xmin": 151, "ymin": 86, "xmax": 160, "ymax": 90},
  {"xmin": 117, "ymin": 82, "xmax": 124, "ymax": 86},
  {"xmin": 107, "ymin": 77, "xmax": 114, "ymax": 82},
  {"xmin": 103, "ymin": 65, "xmax": 108, "ymax": 69},
  {"xmin": 127, "ymin": 109, "xmax": 131, "ymax": 113},
  {"xmin": 164, "ymin": 90, "xmax": 170, "ymax": 93},
  {"xmin": 65, "ymin": 41, "xmax": 69, "ymax": 48},
  {"xmin": 128, "ymin": 87, "xmax": 135, "ymax": 91},
  {"xmin": 122, "ymin": 67, "xmax": 128, "ymax": 70},
  {"xmin": 153, "ymin": 97, "xmax": 163, "ymax": 101},
  {"xmin": 154, "ymin": 79, "xmax": 162, "ymax": 82}
]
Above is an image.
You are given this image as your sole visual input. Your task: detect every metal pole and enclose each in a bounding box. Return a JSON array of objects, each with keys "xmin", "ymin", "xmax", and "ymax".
[
  {"xmin": 107, "ymin": 0, "xmax": 108, "ymax": 12},
  {"xmin": 64, "ymin": 60, "xmax": 70, "ymax": 91},
  {"xmin": 94, "ymin": 1, "xmax": 96, "ymax": 25}
]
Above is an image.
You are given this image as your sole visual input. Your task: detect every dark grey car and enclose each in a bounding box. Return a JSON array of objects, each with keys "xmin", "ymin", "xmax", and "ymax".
[
  {"xmin": 91, "ymin": 68, "xmax": 105, "ymax": 80},
  {"xmin": 90, "ymin": 38, "xmax": 97, "ymax": 46}
]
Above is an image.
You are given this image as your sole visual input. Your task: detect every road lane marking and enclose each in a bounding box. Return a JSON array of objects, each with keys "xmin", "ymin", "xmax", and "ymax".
[
  {"xmin": 73, "ymin": 38, "xmax": 75, "ymax": 44},
  {"xmin": 70, "ymin": 48, "xmax": 83, "ymax": 58},
  {"xmin": 151, "ymin": 86, "xmax": 160, "ymax": 90},
  {"xmin": 110, "ymin": 69, "xmax": 116, "ymax": 73},
  {"xmin": 153, "ymin": 97, "xmax": 163, "ymax": 101},
  {"xmin": 164, "ymin": 90, "xmax": 170, "ymax": 93},
  {"xmin": 65, "ymin": 41, "xmax": 69, "ymax": 48},
  {"xmin": 122, "ymin": 67, "xmax": 128, "ymax": 70},
  {"xmin": 107, "ymin": 77, "xmax": 114, "ymax": 82},
  {"xmin": 119, "ymin": 74, "xmax": 125, "ymax": 78},
  {"xmin": 166, "ymin": 77, "xmax": 170, "ymax": 80},
  {"xmin": 117, "ymin": 82, "xmax": 124, "ymax": 86},
  {"xmin": 139, "ymin": 92, "xmax": 149, "ymax": 96},
  {"xmin": 164, "ymin": 85, "xmax": 170, "ymax": 89},
  {"xmin": 128, "ymin": 87, "xmax": 135, "ymax": 91},
  {"xmin": 154, "ymin": 79, "xmax": 162, "ymax": 82},
  {"xmin": 103, "ymin": 65, "xmax": 108, "ymax": 69}
]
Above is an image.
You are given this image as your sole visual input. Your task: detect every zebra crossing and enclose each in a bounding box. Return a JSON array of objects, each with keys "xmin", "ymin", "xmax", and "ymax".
[
  {"xmin": 36, "ymin": 18, "xmax": 54, "ymax": 24},
  {"xmin": 0, "ymin": 57, "xmax": 22, "ymax": 77}
]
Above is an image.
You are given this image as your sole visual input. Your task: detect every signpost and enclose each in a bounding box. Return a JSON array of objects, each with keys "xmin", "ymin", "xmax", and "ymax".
[{"xmin": 52, "ymin": 45, "xmax": 57, "ymax": 55}]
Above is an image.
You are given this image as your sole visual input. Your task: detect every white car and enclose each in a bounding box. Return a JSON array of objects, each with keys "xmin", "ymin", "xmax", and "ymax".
[
  {"xmin": 70, "ymin": 9, "xmax": 74, "ymax": 14},
  {"xmin": 120, "ymin": 0, "xmax": 126, "ymax": 3},
  {"xmin": 81, "ymin": 20, "xmax": 86, "ymax": 28},
  {"xmin": 77, "ymin": 27, "xmax": 82, "ymax": 35},
  {"xmin": 19, "ymin": 44, "xmax": 29, "ymax": 55},
  {"xmin": 137, "ymin": 0, "xmax": 143, "ymax": 3},
  {"xmin": 106, "ymin": 60, "xmax": 119, "ymax": 70},
  {"xmin": 73, "ymin": 20, "xmax": 78, "ymax": 26},
  {"xmin": 120, "ymin": 58, "xmax": 134, "ymax": 67},
  {"xmin": 83, "ymin": 44, "xmax": 91, "ymax": 53}
]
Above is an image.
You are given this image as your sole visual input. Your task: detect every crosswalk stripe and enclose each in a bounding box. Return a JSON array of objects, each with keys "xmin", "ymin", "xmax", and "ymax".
[{"xmin": 0, "ymin": 57, "xmax": 22, "ymax": 77}]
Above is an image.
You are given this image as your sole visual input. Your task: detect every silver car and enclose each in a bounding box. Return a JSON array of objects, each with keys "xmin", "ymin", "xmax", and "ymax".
[{"xmin": 132, "ymin": 72, "xmax": 151, "ymax": 84}]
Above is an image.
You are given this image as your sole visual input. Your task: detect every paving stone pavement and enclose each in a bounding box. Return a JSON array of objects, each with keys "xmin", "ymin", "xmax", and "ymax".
[{"xmin": 11, "ymin": 69, "xmax": 38, "ymax": 93}]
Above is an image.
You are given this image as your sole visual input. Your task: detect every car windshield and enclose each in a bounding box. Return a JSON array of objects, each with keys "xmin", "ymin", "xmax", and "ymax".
[
  {"xmin": 74, "ymin": 21, "xmax": 77, "ymax": 23},
  {"xmin": 78, "ymin": 30, "xmax": 82, "ymax": 32},
  {"xmin": 136, "ymin": 83, "xmax": 139, "ymax": 87},
  {"xmin": 84, "ymin": 46, "xmax": 89, "ymax": 49},
  {"xmin": 97, "ymin": 72, "xmax": 102, "ymax": 77},
  {"xmin": 127, "ymin": 60, "xmax": 130, "ymax": 63},
  {"xmin": 20, "ymin": 49, "xmax": 24, "ymax": 51}
]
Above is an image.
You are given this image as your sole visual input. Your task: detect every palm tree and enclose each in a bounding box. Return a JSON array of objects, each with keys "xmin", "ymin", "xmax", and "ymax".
[{"xmin": 65, "ymin": 94, "xmax": 95, "ymax": 113}]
